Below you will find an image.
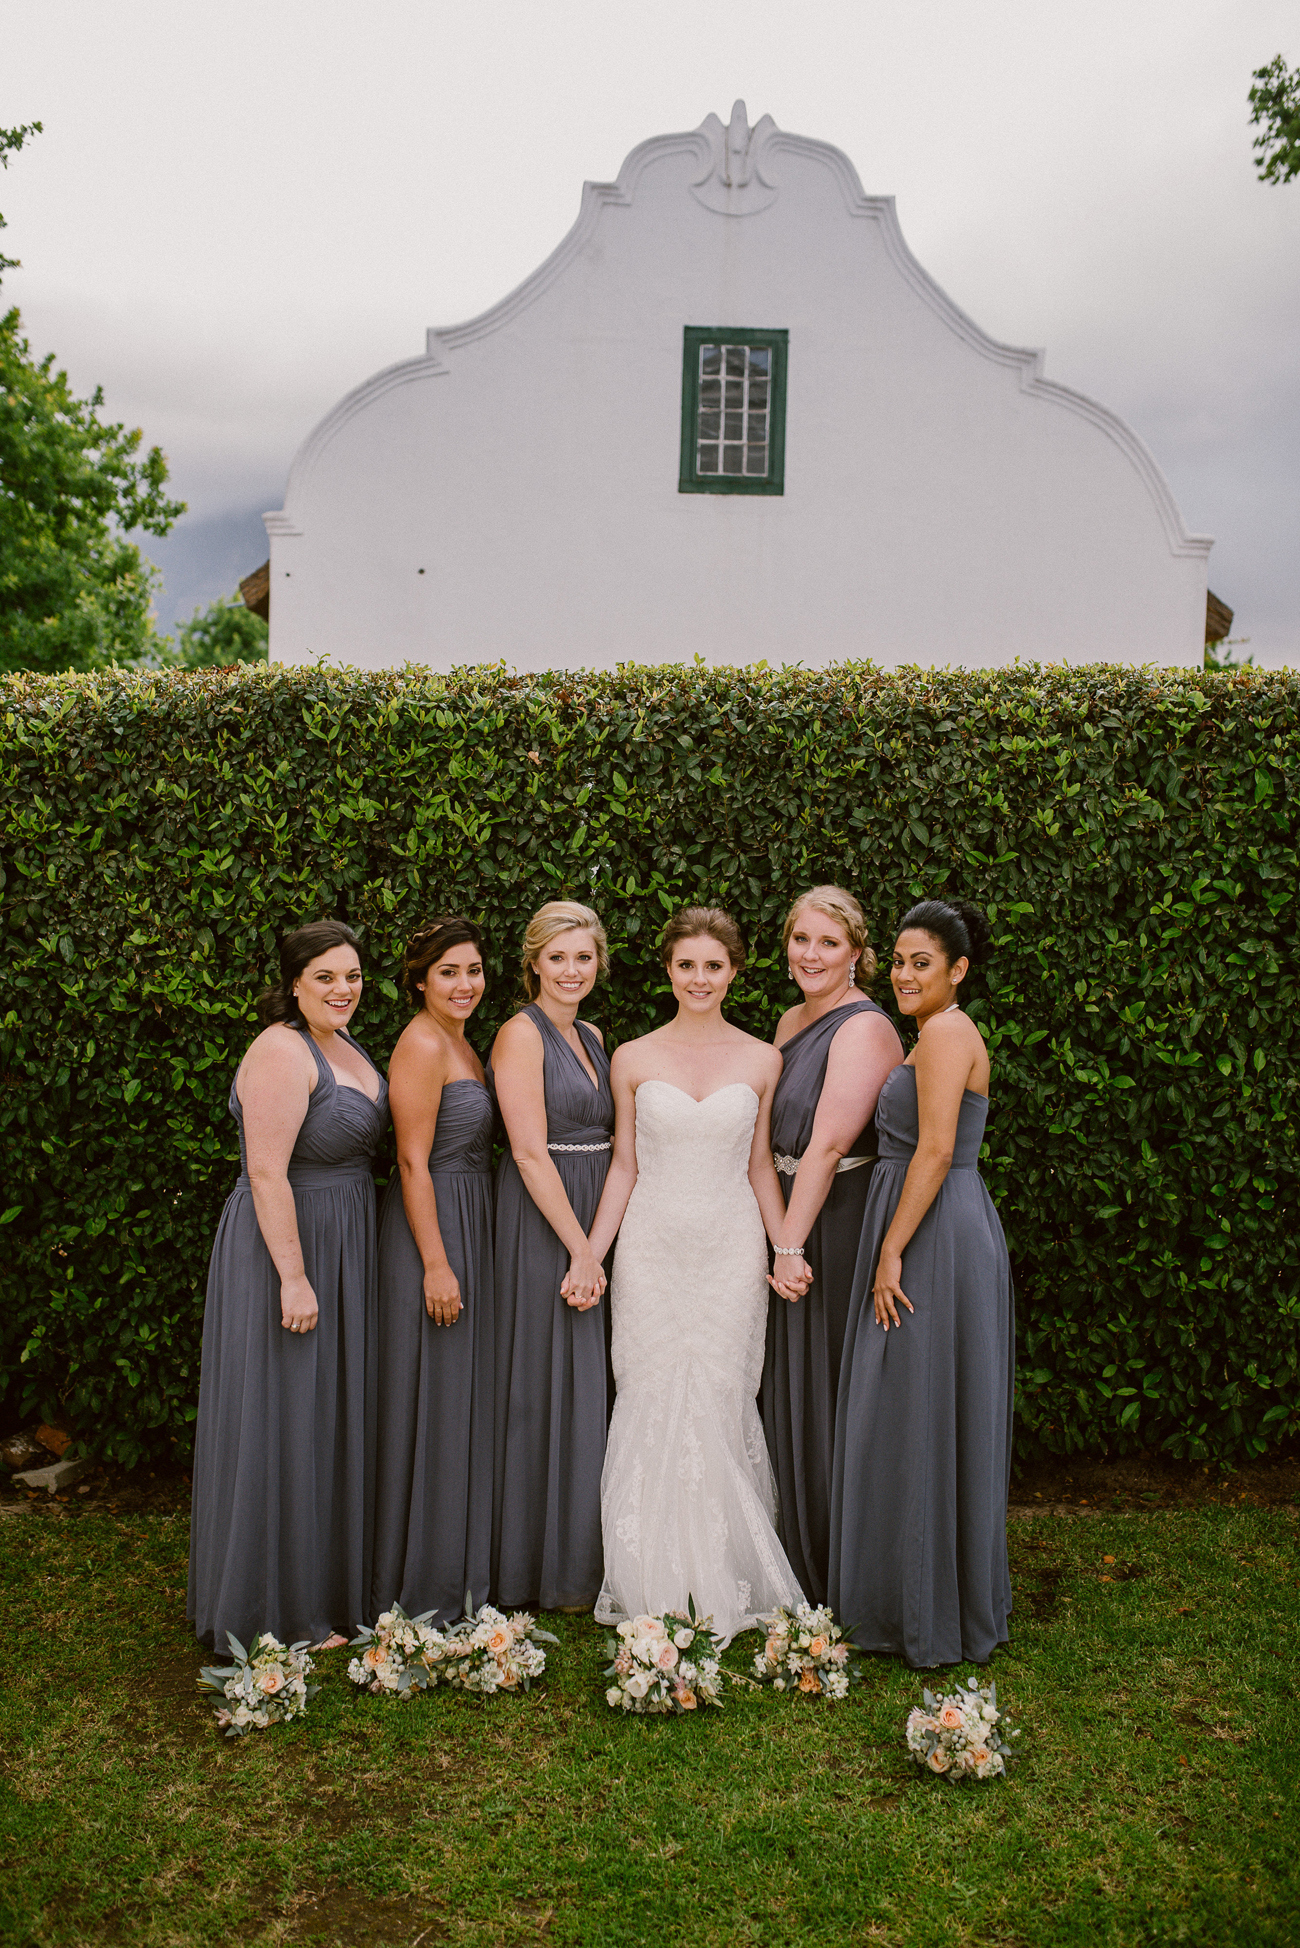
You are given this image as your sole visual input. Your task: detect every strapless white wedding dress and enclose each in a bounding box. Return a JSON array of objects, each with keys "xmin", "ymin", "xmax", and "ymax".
[{"xmin": 594, "ymin": 1080, "xmax": 805, "ymax": 1643}]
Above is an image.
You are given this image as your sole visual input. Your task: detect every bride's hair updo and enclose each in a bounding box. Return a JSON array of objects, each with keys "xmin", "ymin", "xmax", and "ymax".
[
  {"xmin": 520, "ymin": 900, "xmax": 609, "ymax": 1002},
  {"xmin": 782, "ymin": 885, "xmax": 877, "ymax": 989},
  {"xmin": 897, "ymin": 899, "xmax": 991, "ymax": 969},
  {"xmin": 256, "ymin": 919, "xmax": 362, "ymax": 1026},
  {"xmin": 401, "ymin": 915, "xmax": 485, "ymax": 1008},
  {"xmin": 659, "ymin": 905, "xmax": 747, "ymax": 973}
]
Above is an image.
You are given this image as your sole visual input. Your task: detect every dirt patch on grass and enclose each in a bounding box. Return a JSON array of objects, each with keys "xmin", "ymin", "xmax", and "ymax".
[
  {"xmin": 277, "ymin": 1887, "xmax": 450, "ymax": 1946},
  {"xmin": 1010, "ymin": 1443, "xmax": 1300, "ymax": 1511}
]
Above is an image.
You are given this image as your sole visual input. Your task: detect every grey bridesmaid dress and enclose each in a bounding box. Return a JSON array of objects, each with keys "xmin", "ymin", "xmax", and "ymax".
[
  {"xmin": 371, "ymin": 1080, "xmax": 495, "ymax": 1625},
  {"xmin": 488, "ymin": 1003, "xmax": 613, "ymax": 1611},
  {"xmin": 188, "ymin": 1026, "xmax": 387, "ymax": 1651},
  {"xmin": 828, "ymin": 1063, "xmax": 1014, "ymax": 1667},
  {"xmin": 762, "ymin": 996, "xmax": 889, "ymax": 1603}
]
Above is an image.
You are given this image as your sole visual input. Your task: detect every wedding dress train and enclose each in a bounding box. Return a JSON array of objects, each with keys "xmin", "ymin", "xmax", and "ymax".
[{"xmin": 594, "ymin": 1080, "xmax": 805, "ymax": 1644}]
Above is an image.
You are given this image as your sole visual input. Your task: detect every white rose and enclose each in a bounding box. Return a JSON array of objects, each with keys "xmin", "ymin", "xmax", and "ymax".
[
  {"xmin": 625, "ymin": 1672, "xmax": 652, "ymax": 1699},
  {"xmin": 605, "ymin": 1687, "xmax": 623, "ymax": 1707}
]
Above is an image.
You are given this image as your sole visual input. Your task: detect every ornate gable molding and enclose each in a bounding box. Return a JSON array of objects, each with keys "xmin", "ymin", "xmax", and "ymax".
[{"xmin": 270, "ymin": 105, "xmax": 1210, "ymax": 561}]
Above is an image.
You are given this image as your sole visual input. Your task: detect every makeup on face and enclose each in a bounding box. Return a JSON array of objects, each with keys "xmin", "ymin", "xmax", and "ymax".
[
  {"xmin": 668, "ymin": 935, "xmax": 735, "ymax": 1011},
  {"xmin": 534, "ymin": 929, "xmax": 600, "ymax": 1006},
  {"xmin": 891, "ymin": 929, "xmax": 964, "ymax": 1023},
  {"xmin": 294, "ymin": 953, "xmax": 363, "ymax": 1032},
  {"xmin": 787, "ymin": 909, "xmax": 855, "ymax": 995},
  {"xmin": 418, "ymin": 946, "xmax": 485, "ymax": 1023}
]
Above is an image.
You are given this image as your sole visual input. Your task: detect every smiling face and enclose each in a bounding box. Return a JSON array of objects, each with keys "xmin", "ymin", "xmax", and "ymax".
[
  {"xmin": 787, "ymin": 906, "xmax": 857, "ymax": 1000},
  {"xmin": 891, "ymin": 928, "xmax": 967, "ymax": 1025},
  {"xmin": 531, "ymin": 928, "xmax": 600, "ymax": 1009},
  {"xmin": 667, "ymin": 934, "xmax": 736, "ymax": 1015},
  {"xmin": 417, "ymin": 942, "xmax": 485, "ymax": 1027},
  {"xmin": 293, "ymin": 949, "xmax": 363, "ymax": 1034}
]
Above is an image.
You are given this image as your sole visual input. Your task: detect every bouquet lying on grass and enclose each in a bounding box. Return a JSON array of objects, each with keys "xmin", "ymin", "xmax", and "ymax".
[
  {"xmin": 906, "ymin": 1677, "xmax": 1019, "ymax": 1781},
  {"xmin": 348, "ymin": 1598, "xmax": 556, "ymax": 1697},
  {"xmin": 604, "ymin": 1603, "xmax": 724, "ymax": 1714},
  {"xmin": 752, "ymin": 1602, "xmax": 860, "ymax": 1700},
  {"xmin": 197, "ymin": 1633, "xmax": 318, "ymax": 1736}
]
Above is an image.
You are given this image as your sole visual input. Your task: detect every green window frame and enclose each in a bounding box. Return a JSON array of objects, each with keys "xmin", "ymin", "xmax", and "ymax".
[{"xmin": 678, "ymin": 326, "xmax": 787, "ymax": 495}]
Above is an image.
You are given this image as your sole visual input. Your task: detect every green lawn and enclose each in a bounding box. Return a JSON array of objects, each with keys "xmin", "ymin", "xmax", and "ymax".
[{"xmin": 1, "ymin": 1503, "xmax": 1296, "ymax": 1947}]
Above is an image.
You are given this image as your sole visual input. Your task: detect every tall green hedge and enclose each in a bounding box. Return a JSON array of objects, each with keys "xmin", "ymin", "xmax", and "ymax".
[{"xmin": 1, "ymin": 661, "xmax": 1297, "ymax": 1468}]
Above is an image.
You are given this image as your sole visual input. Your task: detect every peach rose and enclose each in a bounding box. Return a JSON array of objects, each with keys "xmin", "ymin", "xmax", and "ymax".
[
  {"xmin": 927, "ymin": 1747, "xmax": 952, "ymax": 1772},
  {"xmin": 257, "ymin": 1667, "xmax": 285, "ymax": 1694},
  {"xmin": 487, "ymin": 1627, "xmax": 511, "ymax": 1654},
  {"xmin": 655, "ymin": 1642, "xmax": 680, "ymax": 1670},
  {"xmin": 675, "ymin": 1687, "xmax": 698, "ymax": 1710},
  {"xmin": 969, "ymin": 1745, "xmax": 991, "ymax": 1769},
  {"xmin": 938, "ymin": 1703, "xmax": 965, "ymax": 1730},
  {"xmin": 639, "ymin": 1617, "xmax": 667, "ymax": 1639},
  {"xmin": 808, "ymin": 1636, "xmax": 829, "ymax": 1658},
  {"xmin": 798, "ymin": 1670, "xmax": 822, "ymax": 1694}
]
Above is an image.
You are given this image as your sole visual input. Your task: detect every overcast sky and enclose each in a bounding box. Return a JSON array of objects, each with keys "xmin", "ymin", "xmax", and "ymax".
[{"xmin": 4, "ymin": 0, "xmax": 1297, "ymax": 660}]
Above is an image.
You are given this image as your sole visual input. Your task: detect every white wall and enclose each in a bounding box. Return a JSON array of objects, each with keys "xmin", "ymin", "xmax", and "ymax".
[{"xmin": 266, "ymin": 106, "xmax": 1211, "ymax": 672}]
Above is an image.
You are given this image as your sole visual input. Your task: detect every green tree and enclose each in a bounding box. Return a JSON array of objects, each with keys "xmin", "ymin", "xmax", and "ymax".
[
  {"xmin": 155, "ymin": 594, "xmax": 268, "ymax": 669},
  {"xmin": 1249, "ymin": 55, "xmax": 1300, "ymax": 184},
  {"xmin": 0, "ymin": 123, "xmax": 185, "ymax": 674}
]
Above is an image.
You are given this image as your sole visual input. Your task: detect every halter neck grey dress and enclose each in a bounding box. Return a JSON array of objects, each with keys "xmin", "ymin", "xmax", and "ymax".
[
  {"xmin": 488, "ymin": 1003, "xmax": 613, "ymax": 1611},
  {"xmin": 828, "ymin": 1063, "xmax": 1014, "ymax": 1668},
  {"xmin": 762, "ymin": 995, "xmax": 890, "ymax": 1604},
  {"xmin": 371, "ymin": 1078, "xmax": 495, "ymax": 1626},
  {"xmin": 188, "ymin": 1025, "xmax": 387, "ymax": 1651}
]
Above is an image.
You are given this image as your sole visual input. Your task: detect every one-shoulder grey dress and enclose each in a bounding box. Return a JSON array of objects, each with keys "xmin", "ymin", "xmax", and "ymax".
[
  {"xmin": 762, "ymin": 996, "xmax": 890, "ymax": 1604},
  {"xmin": 488, "ymin": 1003, "xmax": 613, "ymax": 1611},
  {"xmin": 828, "ymin": 1063, "xmax": 1014, "ymax": 1667},
  {"xmin": 188, "ymin": 1026, "xmax": 387, "ymax": 1651},
  {"xmin": 371, "ymin": 1079, "xmax": 495, "ymax": 1625}
]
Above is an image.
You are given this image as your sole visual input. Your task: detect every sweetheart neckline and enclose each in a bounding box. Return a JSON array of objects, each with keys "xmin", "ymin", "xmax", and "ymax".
[{"xmin": 635, "ymin": 1079, "xmax": 759, "ymax": 1108}]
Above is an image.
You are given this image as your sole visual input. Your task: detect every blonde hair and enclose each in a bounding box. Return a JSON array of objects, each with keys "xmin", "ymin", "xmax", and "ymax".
[
  {"xmin": 782, "ymin": 885, "xmax": 877, "ymax": 989},
  {"xmin": 520, "ymin": 901, "xmax": 609, "ymax": 1002}
]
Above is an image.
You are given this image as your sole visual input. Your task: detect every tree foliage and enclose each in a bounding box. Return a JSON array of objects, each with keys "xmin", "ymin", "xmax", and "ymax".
[
  {"xmin": 1249, "ymin": 54, "xmax": 1300, "ymax": 185},
  {"xmin": 155, "ymin": 596, "xmax": 269, "ymax": 671},
  {"xmin": 0, "ymin": 122, "xmax": 185, "ymax": 675},
  {"xmin": 0, "ymin": 660, "xmax": 1296, "ymax": 1469}
]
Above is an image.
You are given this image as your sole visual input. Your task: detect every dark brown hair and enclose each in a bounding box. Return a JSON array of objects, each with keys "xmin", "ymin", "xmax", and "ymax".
[
  {"xmin": 256, "ymin": 920, "xmax": 362, "ymax": 1026},
  {"xmin": 896, "ymin": 899, "xmax": 991, "ymax": 969},
  {"xmin": 659, "ymin": 905, "xmax": 746, "ymax": 973},
  {"xmin": 401, "ymin": 915, "xmax": 486, "ymax": 1009}
]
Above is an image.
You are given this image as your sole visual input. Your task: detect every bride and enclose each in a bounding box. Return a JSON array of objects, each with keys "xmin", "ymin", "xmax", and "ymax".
[{"xmin": 583, "ymin": 906, "xmax": 807, "ymax": 1643}]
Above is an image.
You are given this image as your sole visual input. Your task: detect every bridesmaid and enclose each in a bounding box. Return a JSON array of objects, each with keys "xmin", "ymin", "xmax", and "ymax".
[
  {"xmin": 488, "ymin": 901, "xmax": 613, "ymax": 1612},
  {"xmin": 371, "ymin": 917, "xmax": 495, "ymax": 1625},
  {"xmin": 828, "ymin": 899, "xmax": 1014, "ymax": 1667},
  {"xmin": 188, "ymin": 920, "xmax": 387, "ymax": 1651},
  {"xmin": 763, "ymin": 886, "xmax": 903, "ymax": 1603}
]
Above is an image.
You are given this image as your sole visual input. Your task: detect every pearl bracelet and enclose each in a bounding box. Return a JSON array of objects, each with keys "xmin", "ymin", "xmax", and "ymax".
[{"xmin": 772, "ymin": 1244, "xmax": 807, "ymax": 1257}]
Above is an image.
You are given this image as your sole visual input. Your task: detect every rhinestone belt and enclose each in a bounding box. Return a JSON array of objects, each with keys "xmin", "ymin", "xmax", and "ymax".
[
  {"xmin": 547, "ymin": 1141, "xmax": 612, "ymax": 1153},
  {"xmin": 773, "ymin": 1151, "xmax": 874, "ymax": 1176}
]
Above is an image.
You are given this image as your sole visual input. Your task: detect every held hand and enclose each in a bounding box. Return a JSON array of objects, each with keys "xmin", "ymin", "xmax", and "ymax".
[
  {"xmin": 561, "ymin": 1249, "xmax": 605, "ymax": 1312},
  {"xmin": 872, "ymin": 1245, "xmax": 914, "ymax": 1331},
  {"xmin": 280, "ymin": 1274, "xmax": 319, "ymax": 1334},
  {"xmin": 423, "ymin": 1263, "xmax": 463, "ymax": 1327},
  {"xmin": 767, "ymin": 1254, "xmax": 813, "ymax": 1303}
]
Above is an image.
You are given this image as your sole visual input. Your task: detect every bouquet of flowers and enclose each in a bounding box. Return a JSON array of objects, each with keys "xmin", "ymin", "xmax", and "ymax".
[
  {"xmin": 197, "ymin": 1632, "xmax": 318, "ymax": 1736},
  {"xmin": 752, "ymin": 1602, "xmax": 859, "ymax": 1700},
  {"xmin": 604, "ymin": 1603, "xmax": 724, "ymax": 1714},
  {"xmin": 438, "ymin": 1603, "xmax": 556, "ymax": 1694},
  {"xmin": 349, "ymin": 1599, "xmax": 556, "ymax": 1698},
  {"xmin": 905, "ymin": 1676, "xmax": 1019, "ymax": 1781}
]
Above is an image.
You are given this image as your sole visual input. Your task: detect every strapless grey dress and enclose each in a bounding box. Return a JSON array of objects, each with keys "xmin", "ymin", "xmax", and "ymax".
[
  {"xmin": 188, "ymin": 1026, "xmax": 387, "ymax": 1651},
  {"xmin": 762, "ymin": 995, "xmax": 889, "ymax": 1604},
  {"xmin": 488, "ymin": 1004, "xmax": 613, "ymax": 1611},
  {"xmin": 828, "ymin": 1063, "xmax": 1014, "ymax": 1668},
  {"xmin": 371, "ymin": 1078, "xmax": 495, "ymax": 1626}
]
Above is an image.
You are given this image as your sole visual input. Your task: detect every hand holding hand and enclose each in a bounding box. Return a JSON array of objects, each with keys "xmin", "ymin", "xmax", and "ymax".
[
  {"xmin": 767, "ymin": 1254, "xmax": 813, "ymax": 1303},
  {"xmin": 872, "ymin": 1244, "xmax": 913, "ymax": 1330},
  {"xmin": 561, "ymin": 1248, "xmax": 606, "ymax": 1311},
  {"xmin": 424, "ymin": 1262, "xmax": 463, "ymax": 1327},
  {"xmin": 281, "ymin": 1274, "xmax": 319, "ymax": 1333}
]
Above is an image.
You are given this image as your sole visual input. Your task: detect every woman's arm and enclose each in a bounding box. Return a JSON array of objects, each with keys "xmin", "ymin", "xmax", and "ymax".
[
  {"xmin": 492, "ymin": 1014, "xmax": 606, "ymax": 1310},
  {"xmin": 772, "ymin": 1012, "xmax": 903, "ymax": 1295},
  {"xmin": 871, "ymin": 1015, "xmax": 978, "ymax": 1330},
  {"xmin": 583, "ymin": 1048, "xmax": 640, "ymax": 1269},
  {"xmin": 747, "ymin": 1056, "xmax": 801, "ymax": 1269},
  {"xmin": 389, "ymin": 1025, "xmax": 461, "ymax": 1327},
  {"xmin": 238, "ymin": 1030, "xmax": 319, "ymax": 1331}
]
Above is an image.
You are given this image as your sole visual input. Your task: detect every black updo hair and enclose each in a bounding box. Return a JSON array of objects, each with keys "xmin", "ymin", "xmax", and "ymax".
[
  {"xmin": 256, "ymin": 919, "xmax": 363, "ymax": 1026},
  {"xmin": 401, "ymin": 915, "xmax": 486, "ymax": 1009},
  {"xmin": 895, "ymin": 899, "xmax": 991, "ymax": 970}
]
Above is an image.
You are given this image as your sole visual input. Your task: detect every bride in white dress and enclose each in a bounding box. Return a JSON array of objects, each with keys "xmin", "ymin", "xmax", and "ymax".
[{"xmin": 582, "ymin": 907, "xmax": 807, "ymax": 1643}]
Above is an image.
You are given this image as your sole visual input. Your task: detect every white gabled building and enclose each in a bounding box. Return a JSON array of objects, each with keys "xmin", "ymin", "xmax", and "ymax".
[{"xmin": 264, "ymin": 103, "xmax": 1212, "ymax": 673}]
